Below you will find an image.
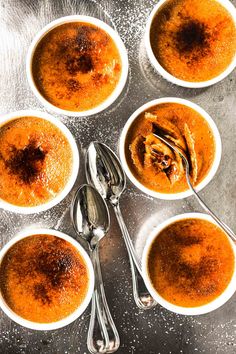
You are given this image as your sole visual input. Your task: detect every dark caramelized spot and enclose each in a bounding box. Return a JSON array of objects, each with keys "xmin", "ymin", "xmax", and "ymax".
[
  {"xmin": 175, "ymin": 20, "xmax": 209, "ymax": 54},
  {"xmin": 66, "ymin": 78, "xmax": 80, "ymax": 92},
  {"xmin": 0, "ymin": 235, "xmax": 89, "ymax": 322},
  {"xmin": 37, "ymin": 247, "xmax": 74, "ymax": 287},
  {"xmin": 66, "ymin": 54, "xmax": 93, "ymax": 75},
  {"xmin": 5, "ymin": 140, "xmax": 46, "ymax": 184},
  {"xmin": 151, "ymin": 149, "xmax": 172, "ymax": 169},
  {"xmin": 34, "ymin": 284, "xmax": 51, "ymax": 304},
  {"xmin": 75, "ymin": 25, "xmax": 96, "ymax": 52}
]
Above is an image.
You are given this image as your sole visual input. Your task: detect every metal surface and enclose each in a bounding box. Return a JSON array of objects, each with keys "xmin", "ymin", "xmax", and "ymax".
[{"xmin": 0, "ymin": 0, "xmax": 236, "ymax": 353}]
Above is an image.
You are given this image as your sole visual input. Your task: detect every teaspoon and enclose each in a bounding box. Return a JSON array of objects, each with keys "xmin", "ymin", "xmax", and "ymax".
[
  {"xmin": 71, "ymin": 184, "xmax": 120, "ymax": 354},
  {"xmin": 86, "ymin": 142, "xmax": 157, "ymax": 310},
  {"xmin": 153, "ymin": 133, "xmax": 236, "ymax": 242}
]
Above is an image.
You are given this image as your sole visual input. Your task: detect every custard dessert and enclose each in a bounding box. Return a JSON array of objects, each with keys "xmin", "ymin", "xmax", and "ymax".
[
  {"xmin": 125, "ymin": 103, "xmax": 215, "ymax": 194},
  {"xmin": 0, "ymin": 234, "xmax": 89, "ymax": 323},
  {"xmin": 32, "ymin": 22, "xmax": 122, "ymax": 111},
  {"xmin": 0, "ymin": 116, "xmax": 73, "ymax": 206},
  {"xmin": 150, "ymin": 0, "xmax": 236, "ymax": 82},
  {"xmin": 147, "ymin": 218, "xmax": 235, "ymax": 307}
]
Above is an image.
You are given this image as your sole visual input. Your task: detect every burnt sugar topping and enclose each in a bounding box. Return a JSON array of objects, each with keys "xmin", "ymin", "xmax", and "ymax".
[
  {"xmin": 65, "ymin": 54, "xmax": 94, "ymax": 75},
  {"xmin": 5, "ymin": 139, "xmax": 47, "ymax": 184},
  {"xmin": 0, "ymin": 235, "xmax": 89, "ymax": 323},
  {"xmin": 125, "ymin": 103, "xmax": 215, "ymax": 194},
  {"xmin": 175, "ymin": 19, "xmax": 210, "ymax": 57},
  {"xmin": 32, "ymin": 22, "xmax": 121, "ymax": 111},
  {"xmin": 148, "ymin": 219, "xmax": 235, "ymax": 307},
  {"xmin": 0, "ymin": 116, "xmax": 73, "ymax": 207},
  {"xmin": 150, "ymin": 0, "xmax": 236, "ymax": 82}
]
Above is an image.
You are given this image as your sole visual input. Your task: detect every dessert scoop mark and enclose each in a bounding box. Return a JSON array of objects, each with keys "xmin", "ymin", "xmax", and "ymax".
[
  {"xmin": 4, "ymin": 139, "xmax": 47, "ymax": 184},
  {"xmin": 130, "ymin": 112, "xmax": 198, "ymax": 184}
]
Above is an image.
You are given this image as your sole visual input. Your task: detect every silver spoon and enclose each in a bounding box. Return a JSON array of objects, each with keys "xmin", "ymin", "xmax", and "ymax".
[
  {"xmin": 153, "ymin": 133, "xmax": 236, "ymax": 242},
  {"xmin": 86, "ymin": 142, "xmax": 157, "ymax": 310},
  {"xmin": 71, "ymin": 184, "xmax": 120, "ymax": 354}
]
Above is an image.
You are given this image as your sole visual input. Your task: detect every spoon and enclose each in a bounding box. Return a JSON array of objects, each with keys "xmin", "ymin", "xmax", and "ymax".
[
  {"xmin": 86, "ymin": 142, "xmax": 157, "ymax": 310},
  {"xmin": 153, "ymin": 133, "xmax": 236, "ymax": 242},
  {"xmin": 71, "ymin": 184, "xmax": 120, "ymax": 354}
]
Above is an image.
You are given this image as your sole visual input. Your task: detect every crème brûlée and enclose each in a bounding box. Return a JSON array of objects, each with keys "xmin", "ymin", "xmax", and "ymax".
[
  {"xmin": 0, "ymin": 235, "xmax": 89, "ymax": 323},
  {"xmin": 125, "ymin": 103, "xmax": 215, "ymax": 194},
  {"xmin": 32, "ymin": 22, "xmax": 122, "ymax": 111},
  {"xmin": 150, "ymin": 0, "xmax": 236, "ymax": 82},
  {"xmin": 0, "ymin": 116, "xmax": 73, "ymax": 207},
  {"xmin": 148, "ymin": 218, "xmax": 235, "ymax": 307}
]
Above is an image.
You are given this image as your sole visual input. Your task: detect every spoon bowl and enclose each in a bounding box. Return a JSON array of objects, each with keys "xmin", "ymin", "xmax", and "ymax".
[
  {"xmin": 86, "ymin": 141, "xmax": 125, "ymax": 205},
  {"xmin": 71, "ymin": 184, "xmax": 110, "ymax": 249}
]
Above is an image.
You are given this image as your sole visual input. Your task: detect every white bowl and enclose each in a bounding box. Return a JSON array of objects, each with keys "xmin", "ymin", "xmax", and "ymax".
[
  {"xmin": 0, "ymin": 228, "xmax": 94, "ymax": 330},
  {"xmin": 0, "ymin": 110, "xmax": 79, "ymax": 214},
  {"xmin": 142, "ymin": 213, "xmax": 236, "ymax": 315},
  {"xmin": 119, "ymin": 97, "xmax": 222, "ymax": 200},
  {"xmin": 26, "ymin": 15, "xmax": 129, "ymax": 117},
  {"xmin": 145, "ymin": 0, "xmax": 236, "ymax": 88}
]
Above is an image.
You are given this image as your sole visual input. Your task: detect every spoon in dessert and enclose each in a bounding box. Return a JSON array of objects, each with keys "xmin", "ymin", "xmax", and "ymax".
[
  {"xmin": 153, "ymin": 133, "xmax": 236, "ymax": 242},
  {"xmin": 86, "ymin": 142, "xmax": 157, "ymax": 310},
  {"xmin": 71, "ymin": 184, "xmax": 120, "ymax": 354}
]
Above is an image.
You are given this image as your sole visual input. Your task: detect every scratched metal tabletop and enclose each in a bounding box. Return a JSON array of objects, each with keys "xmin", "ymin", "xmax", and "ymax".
[{"xmin": 0, "ymin": 0, "xmax": 236, "ymax": 353}]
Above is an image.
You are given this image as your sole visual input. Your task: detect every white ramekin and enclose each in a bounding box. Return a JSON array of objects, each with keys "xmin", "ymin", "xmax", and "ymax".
[
  {"xmin": 142, "ymin": 213, "xmax": 236, "ymax": 315},
  {"xmin": 119, "ymin": 97, "xmax": 222, "ymax": 200},
  {"xmin": 26, "ymin": 15, "xmax": 129, "ymax": 117},
  {"xmin": 145, "ymin": 0, "xmax": 236, "ymax": 88},
  {"xmin": 0, "ymin": 228, "xmax": 94, "ymax": 330},
  {"xmin": 0, "ymin": 110, "xmax": 79, "ymax": 214}
]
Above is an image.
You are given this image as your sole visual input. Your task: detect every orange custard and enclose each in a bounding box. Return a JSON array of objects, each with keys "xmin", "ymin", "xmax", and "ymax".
[
  {"xmin": 0, "ymin": 235, "xmax": 89, "ymax": 323},
  {"xmin": 0, "ymin": 116, "xmax": 73, "ymax": 207},
  {"xmin": 125, "ymin": 103, "xmax": 215, "ymax": 194},
  {"xmin": 150, "ymin": 0, "xmax": 236, "ymax": 82},
  {"xmin": 148, "ymin": 219, "xmax": 235, "ymax": 307},
  {"xmin": 32, "ymin": 22, "xmax": 122, "ymax": 111}
]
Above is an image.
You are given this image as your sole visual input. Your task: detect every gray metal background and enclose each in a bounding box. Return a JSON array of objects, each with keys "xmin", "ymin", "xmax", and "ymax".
[{"xmin": 0, "ymin": 0, "xmax": 236, "ymax": 353}]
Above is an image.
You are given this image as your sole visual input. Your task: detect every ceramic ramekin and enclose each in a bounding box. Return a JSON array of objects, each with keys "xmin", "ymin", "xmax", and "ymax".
[
  {"xmin": 0, "ymin": 110, "xmax": 79, "ymax": 214},
  {"xmin": 26, "ymin": 15, "xmax": 129, "ymax": 117},
  {"xmin": 142, "ymin": 213, "xmax": 236, "ymax": 315},
  {"xmin": 145, "ymin": 0, "xmax": 236, "ymax": 88},
  {"xmin": 0, "ymin": 228, "xmax": 94, "ymax": 330},
  {"xmin": 119, "ymin": 97, "xmax": 222, "ymax": 200}
]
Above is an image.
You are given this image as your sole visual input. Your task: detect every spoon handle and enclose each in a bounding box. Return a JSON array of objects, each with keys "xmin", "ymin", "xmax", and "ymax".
[
  {"xmin": 180, "ymin": 158, "xmax": 236, "ymax": 242},
  {"xmin": 113, "ymin": 203, "xmax": 157, "ymax": 310},
  {"xmin": 87, "ymin": 245, "xmax": 120, "ymax": 354},
  {"xmin": 187, "ymin": 178, "xmax": 236, "ymax": 242}
]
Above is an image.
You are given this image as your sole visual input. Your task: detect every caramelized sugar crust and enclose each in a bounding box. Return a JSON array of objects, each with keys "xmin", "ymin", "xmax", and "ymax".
[
  {"xmin": 148, "ymin": 219, "xmax": 235, "ymax": 307},
  {"xmin": 0, "ymin": 117, "xmax": 73, "ymax": 207},
  {"xmin": 0, "ymin": 235, "xmax": 89, "ymax": 323},
  {"xmin": 125, "ymin": 103, "xmax": 215, "ymax": 194},
  {"xmin": 32, "ymin": 22, "xmax": 122, "ymax": 111},
  {"xmin": 150, "ymin": 0, "xmax": 236, "ymax": 82}
]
